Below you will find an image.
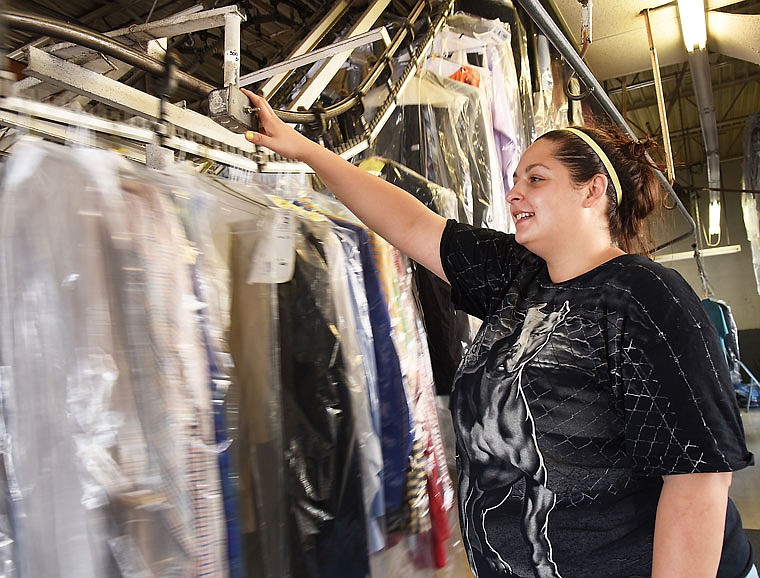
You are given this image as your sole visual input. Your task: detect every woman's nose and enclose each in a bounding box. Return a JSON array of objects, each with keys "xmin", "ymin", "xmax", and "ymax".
[{"xmin": 507, "ymin": 183, "xmax": 523, "ymax": 204}]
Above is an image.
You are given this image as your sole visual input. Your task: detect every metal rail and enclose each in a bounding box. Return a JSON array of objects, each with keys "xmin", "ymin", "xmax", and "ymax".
[
  {"xmin": 2, "ymin": 2, "xmax": 437, "ymax": 125},
  {"xmin": 2, "ymin": 10, "xmax": 215, "ymax": 95}
]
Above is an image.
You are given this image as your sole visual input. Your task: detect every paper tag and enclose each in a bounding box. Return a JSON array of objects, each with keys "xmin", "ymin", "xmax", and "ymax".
[
  {"xmin": 224, "ymin": 50, "xmax": 240, "ymax": 63},
  {"xmin": 246, "ymin": 209, "xmax": 295, "ymax": 284},
  {"xmin": 267, "ymin": 194, "xmax": 325, "ymax": 222}
]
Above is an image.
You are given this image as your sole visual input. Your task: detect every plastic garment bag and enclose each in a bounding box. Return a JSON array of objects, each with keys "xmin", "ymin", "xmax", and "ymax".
[
  {"xmin": 366, "ymin": 71, "xmax": 476, "ymax": 225},
  {"xmin": 436, "ymin": 12, "xmax": 525, "ymax": 206},
  {"xmin": 742, "ymin": 112, "xmax": 760, "ymax": 294},
  {"xmin": 230, "ymin": 207, "xmax": 370, "ymax": 578},
  {"xmin": 322, "ymin": 225, "xmax": 386, "ymax": 555},
  {"xmin": 532, "ymin": 33, "xmax": 558, "ymax": 135},
  {"xmin": 154, "ymin": 168, "xmax": 245, "ymax": 578},
  {"xmin": 228, "ymin": 209, "xmax": 289, "ymax": 578},
  {"xmin": 280, "ymin": 214, "xmax": 370, "ymax": 577},
  {"xmin": 364, "ymin": 159, "xmax": 472, "ymax": 396},
  {"xmin": 0, "ymin": 139, "xmax": 194, "ymax": 577},
  {"xmin": 424, "ymin": 55, "xmax": 511, "ymax": 233}
]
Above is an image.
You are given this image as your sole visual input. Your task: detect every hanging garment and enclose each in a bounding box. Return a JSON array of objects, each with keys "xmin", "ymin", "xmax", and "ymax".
[
  {"xmin": 278, "ymin": 215, "xmax": 370, "ymax": 578},
  {"xmin": 321, "ymin": 221, "xmax": 385, "ymax": 555},
  {"xmin": 702, "ymin": 297, "xmax": 742, "ymax": 384},
  {"xmin": 532, "ymin": 32, "xmax": 558, "ymax": 135},
  {"xmin": 368, "ymin": 235, "xmax": 454, "ymax": 566},
  {"xmin": 742, "ymin": 112, "xmax": 760, "ymax": 294},
  {"xmin": 322, "ymin": 217, "xmax": 414, "ymax": 518},
  {"xmin": 365, "ymin": 158, "xmax": 472, "ymax": 396},
  {"xmin": 228, "ymin": 212, "xmax": 289, "ymax": 578},
  {"xmin": 368, "ymin": 68, "xmax": 500, "ymax": 228},
  {"xmin": 0, "ymin": 139, "xmax": 197, "ymax": 578},
  {"xmin": 331, "ymin": 223, "xmax": 386, "ymax": 553},
  {"xmin": 167, "ymin": 173, "xmax": 244, "ymax": 578},
  {"xmin": 289, "ymin": 195, "xmax": 414, "ymax": 522},
  {"xmin": 424, "ymin": 56, "xmax": 510, "ymax": 233},
  {"xmin": 230, "ymin": 210, "xmax": 370, "ymax": 578},
  {"xmin": 437, "ymin": 13, "xmax": 525, "ymax": 200},
  {"xmin": 123, "ymin": 176, "xmax": 229, "ymax": 578}
]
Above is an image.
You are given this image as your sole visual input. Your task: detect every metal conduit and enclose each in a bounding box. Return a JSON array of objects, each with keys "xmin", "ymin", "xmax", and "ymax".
[
  {"xmin": 515, "ymin": 0, "xmax": 697, "ymax": 252},
  {"xmin": 2, "ymin": 10, "xmax": 215, "ymax": 95},
  {"xmin": 274, "ymin": 0, "xmax": 433, "ymax": 124}
]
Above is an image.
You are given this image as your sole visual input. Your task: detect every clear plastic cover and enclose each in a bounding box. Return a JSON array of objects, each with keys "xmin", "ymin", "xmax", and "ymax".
[
  {"xmin": 441, "ymin": 13, "xmax": 526, "ymax": 197},
  {"xmin": 321, "ymin": 222, "xmax": 386, "ymax": 555},
  {"xmin": 366, "ymin": 70, "xmax": 476, "ymax": 225},
  {"xmin": 156, "ymin": 167, "xmax": 246, "ymax": 578},
  {"xmin": 743, "ymin": 113, "xmax": 760, "ymax": 294},
  {"xmin": 228, "ymin": 206, "xmax": 288, "ymax": 578},
  {"xmin": 0, "ymin": 138, "xmax": 195, "ymax": 577},
  {"xmin": 118, "ymin": 165, "xmax": 228, "ymax": 578}
]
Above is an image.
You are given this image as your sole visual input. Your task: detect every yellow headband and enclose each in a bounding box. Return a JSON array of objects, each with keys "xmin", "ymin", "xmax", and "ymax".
[{"xmin": 562, "ymin": 127, "xmax": 622, "ymax": 206}]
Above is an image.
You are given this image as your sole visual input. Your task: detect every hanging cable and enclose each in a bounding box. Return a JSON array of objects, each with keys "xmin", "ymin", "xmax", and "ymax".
[{"xmin": 564, "ymin": 0, "xmax": 593, "ymax": 101}]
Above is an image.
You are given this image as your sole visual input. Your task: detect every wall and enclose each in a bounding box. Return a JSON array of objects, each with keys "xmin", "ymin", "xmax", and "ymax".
[{"xmin": 651, "ymin": 157, "xmax": 760, "ymax": 330}]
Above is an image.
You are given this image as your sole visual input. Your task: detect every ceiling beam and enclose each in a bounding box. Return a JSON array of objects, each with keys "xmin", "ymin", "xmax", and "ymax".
[{"xmin": 608, "ymin": 72, "xmax": 760, "ymax": 115}]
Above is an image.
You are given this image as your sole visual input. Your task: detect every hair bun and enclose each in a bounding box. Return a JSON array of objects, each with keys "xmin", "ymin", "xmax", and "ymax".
[{"xmin": 623, "ymin": 136, "xmax": 658, "ymax": 163}]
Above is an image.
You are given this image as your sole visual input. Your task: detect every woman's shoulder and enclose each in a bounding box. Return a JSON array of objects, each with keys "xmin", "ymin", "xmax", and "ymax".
[
  {"xmin": 603, "ymin": 254, "xmax": 703, "ymax": 319},
  {"xmin": 604, "ymin": 254, "xmax": 692, "ymax": 293}
]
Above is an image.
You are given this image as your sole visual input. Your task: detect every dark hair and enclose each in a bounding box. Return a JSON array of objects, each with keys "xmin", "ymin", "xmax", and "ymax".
[{"xmin": 537, "ymin": 124, "xmax": 663, "ymax": 255}]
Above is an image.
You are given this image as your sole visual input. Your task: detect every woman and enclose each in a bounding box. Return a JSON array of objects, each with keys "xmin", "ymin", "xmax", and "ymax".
[{"xmin": 241, "ymin": 88, "xmax": 755, "ymax": 578}]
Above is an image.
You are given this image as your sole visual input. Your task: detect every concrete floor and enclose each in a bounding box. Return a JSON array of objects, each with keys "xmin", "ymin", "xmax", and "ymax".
[
  {"xmin": 732, "ymin": 410, "xmax": 760, "ymax": 528},
  {"xmin": 732, "ymin": 409, "xmax": 760, "ymax": 567}
]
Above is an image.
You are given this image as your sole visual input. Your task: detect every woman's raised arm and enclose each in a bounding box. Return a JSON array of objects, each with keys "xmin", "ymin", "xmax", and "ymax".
[{"xmin": 242, "ymin": 88, "xmax": 448, "ymax": 282}]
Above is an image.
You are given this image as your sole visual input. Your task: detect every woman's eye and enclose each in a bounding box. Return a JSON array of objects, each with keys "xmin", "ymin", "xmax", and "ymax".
[{"xmin": 529, "ymin": 176, "xmax": 543, "ymax": 182}]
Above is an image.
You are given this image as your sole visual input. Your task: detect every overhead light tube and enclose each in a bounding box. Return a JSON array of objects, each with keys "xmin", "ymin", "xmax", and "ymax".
[
  {"xmin": 677, "ymin": 0, "xmax": 707, "ymax": 52},
  {"xmin": 708, "ymin": 199, "xmax": 721, "ymax": 236},
  {"xmin": 654, "ymin": 244, "xmax": 741, "ymax": 263}
]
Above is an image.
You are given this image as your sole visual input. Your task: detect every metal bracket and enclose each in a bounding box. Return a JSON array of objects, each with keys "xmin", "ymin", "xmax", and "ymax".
[
  {"xmin": 287, "ymin": 0, "xmax": 393, "ymax": 112},
  {"xmin": 240, "ymin": 27, "xmax": 391, "ymax": 88},
  {"xmin": 208, "ymin": 86, "xmax": 258, "ymax": 134}
]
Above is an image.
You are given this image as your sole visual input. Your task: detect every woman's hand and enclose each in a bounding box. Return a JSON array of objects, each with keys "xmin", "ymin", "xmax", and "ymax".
[
  {"xmin": 240, "ymin": 88, "xmax": 312, "ymax": 161},
  {"xmin": 240, "ymin": 87, "xmax": 448, "ymax": 282}
]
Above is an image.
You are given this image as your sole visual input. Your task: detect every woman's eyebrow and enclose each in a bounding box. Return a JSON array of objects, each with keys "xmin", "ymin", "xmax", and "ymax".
[{"xmin": 514, "ymin": 163, "xmax": 551, "ymax": 180}]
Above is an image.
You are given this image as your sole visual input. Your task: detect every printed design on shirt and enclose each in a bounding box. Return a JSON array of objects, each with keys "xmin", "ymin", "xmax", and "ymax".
[{"xmin": 457, "ymin": 301, "xmax": 569, "ymax": 578}]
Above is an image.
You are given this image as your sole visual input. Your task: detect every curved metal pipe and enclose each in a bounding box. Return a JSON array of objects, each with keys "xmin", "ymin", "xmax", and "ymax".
[
  {"xmin": 515, "ymin": 0, "xmax": 698, "ymax": 251},
  {"xmin": 273, "ymin": 0, "xmax": 430, "ymax": 124},
  {"xmin": 2, "ymin": 10, "xmax": 215, "ymax": 95},
  {"xmin": 2, "ymin": 5, "xmax": 428, "ymax": 125}
]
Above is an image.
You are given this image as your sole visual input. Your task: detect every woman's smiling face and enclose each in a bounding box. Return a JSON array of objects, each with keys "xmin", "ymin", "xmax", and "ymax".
[{"xmin": 508, "ymin": 138, "xmax": 589, "ymax": 258}]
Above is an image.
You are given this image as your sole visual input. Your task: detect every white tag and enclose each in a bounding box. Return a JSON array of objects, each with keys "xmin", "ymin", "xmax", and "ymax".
[
  {"xmin": 247, "ymin": 209, "xmax": 295, "ymax": 284},
  {"xmin": 224, "ymin": 49, "xmax": 240, "ymax": 63}
]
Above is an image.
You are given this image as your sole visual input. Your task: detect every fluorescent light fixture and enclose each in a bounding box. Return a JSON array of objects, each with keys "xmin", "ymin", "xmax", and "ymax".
[
  {"xmin": 654, "ymin": 244, "xmax": 741, "ymax": 263},
  {"xmin": 677, "ymin": 0, "xmax": 707, "ymax": 52},
  {"xmin": 708, "ymin": 199, "xmax": 721, "ymax": 236}
]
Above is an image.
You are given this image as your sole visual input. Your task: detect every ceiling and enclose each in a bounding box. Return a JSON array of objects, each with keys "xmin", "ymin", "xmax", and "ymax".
[
  {"xmin": 3, "ymin": 0, "xmax": 760, "ymax": 183},
  {"xmin": 546, "ymin": 0, "xmax": 760, "ymax": 181}
]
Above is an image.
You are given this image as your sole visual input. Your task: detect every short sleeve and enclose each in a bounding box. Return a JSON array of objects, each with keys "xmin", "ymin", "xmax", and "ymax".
[
  {"xmin": 439, "ymin": 219, "xmax": 535, "ymax": 319},
  {"xmin": 619, "ymin": 264, "xmax": 754, "ymax": 476}
]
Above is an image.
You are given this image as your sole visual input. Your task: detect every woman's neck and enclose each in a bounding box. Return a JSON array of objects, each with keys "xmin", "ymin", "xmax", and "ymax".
[{"xmin": 545, "ymin": 243, "xmax": 626, "ymax": 283}]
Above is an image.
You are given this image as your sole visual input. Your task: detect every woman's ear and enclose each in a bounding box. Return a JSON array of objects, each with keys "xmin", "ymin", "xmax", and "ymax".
[{"xmin": 582, "ymin": 173, "xmax": 609, "ymax": 208}]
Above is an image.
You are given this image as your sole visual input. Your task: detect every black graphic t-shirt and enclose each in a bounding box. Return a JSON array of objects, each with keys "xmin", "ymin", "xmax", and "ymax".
[{"xmin": 440, "ymin": 220, "xmax": 754, "ymax": 578}]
